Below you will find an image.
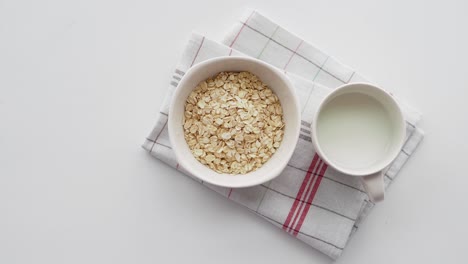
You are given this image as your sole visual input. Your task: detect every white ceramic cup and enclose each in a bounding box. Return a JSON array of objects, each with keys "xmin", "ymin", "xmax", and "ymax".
[{"xmin": 311, "ymin": 83, "xmax": 406, "ymax": 202}]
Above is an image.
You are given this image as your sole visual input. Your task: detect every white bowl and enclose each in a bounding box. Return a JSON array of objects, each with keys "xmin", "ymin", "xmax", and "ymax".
[{"xmin": 168, "ymin": 57, "xmax": 301, "ymax": 188}]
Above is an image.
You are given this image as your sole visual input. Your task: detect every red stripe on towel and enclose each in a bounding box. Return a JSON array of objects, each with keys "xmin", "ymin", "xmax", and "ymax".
[{"xmin": 282, "ymin": 154, "xmax": 319, "ymax": 231}]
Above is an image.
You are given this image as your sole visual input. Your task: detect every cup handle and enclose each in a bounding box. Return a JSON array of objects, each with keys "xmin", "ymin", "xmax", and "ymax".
[{"xmin": 360, "ymin": 172, "xmax": 385, "ymax": 202}]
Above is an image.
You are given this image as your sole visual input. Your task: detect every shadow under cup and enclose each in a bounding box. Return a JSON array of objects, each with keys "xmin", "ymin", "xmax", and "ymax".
[{"xmin": 313, "ymin": 83, "xmax": 406, "ymax": 176}]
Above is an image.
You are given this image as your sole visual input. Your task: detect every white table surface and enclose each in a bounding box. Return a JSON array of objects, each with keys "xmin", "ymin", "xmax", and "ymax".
[{"xmin": 1, "ymin": 0, "xmax": 468, "ymax": 263}]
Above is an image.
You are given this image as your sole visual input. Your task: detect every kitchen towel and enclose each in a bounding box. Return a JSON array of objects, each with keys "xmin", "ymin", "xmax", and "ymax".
[{"xmin": 142, "ymin": 10, "xmax": 424, "ymax": 259}]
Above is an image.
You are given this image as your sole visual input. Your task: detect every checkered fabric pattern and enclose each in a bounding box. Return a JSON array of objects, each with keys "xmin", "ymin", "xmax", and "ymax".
[{"xmin": 142, "ymin": 10, "xmax": 424, "ymax": 260}]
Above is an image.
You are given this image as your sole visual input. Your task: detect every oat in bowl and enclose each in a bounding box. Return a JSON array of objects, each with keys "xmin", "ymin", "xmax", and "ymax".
[
  {"xmin": 168, "ymin": 57, "xmax": 301, "ymax": 188},
  {"xmin": 183, "ymin": 71, "xmax": 284, "ymax": 175}
]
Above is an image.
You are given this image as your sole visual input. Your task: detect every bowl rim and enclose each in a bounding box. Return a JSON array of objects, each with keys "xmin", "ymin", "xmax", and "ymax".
[{"xmin": 168, "ymin": 56, "xmax": 301, "ymax": 188}]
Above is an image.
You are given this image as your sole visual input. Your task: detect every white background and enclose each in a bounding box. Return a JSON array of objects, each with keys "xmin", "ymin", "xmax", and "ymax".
[{"xmin": 1, "ymin": 0, "xmax": 467, "ymax": 263}]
